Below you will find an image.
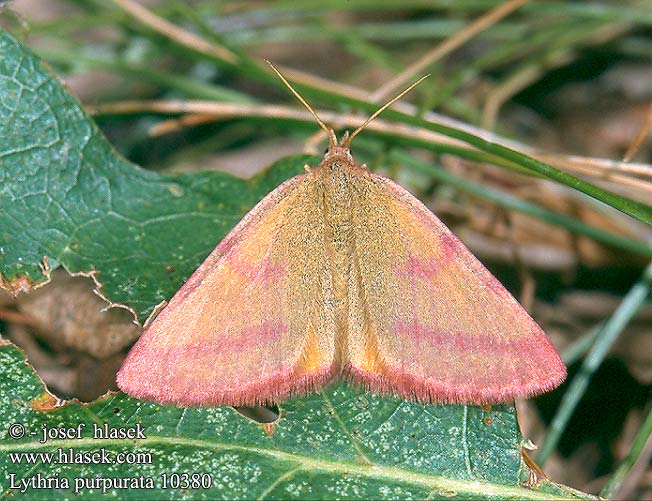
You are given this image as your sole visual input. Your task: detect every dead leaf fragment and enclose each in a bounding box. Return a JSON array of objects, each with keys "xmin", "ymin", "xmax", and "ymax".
[{"xmin": 16, "ymin": 270, "xmax": 141, "ymax": 359}]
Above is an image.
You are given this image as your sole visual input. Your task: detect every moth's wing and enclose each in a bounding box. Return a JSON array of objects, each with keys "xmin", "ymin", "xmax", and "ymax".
[
  {"xmin": 117, "ymin": 174, "xmax": 337, "ymax": 406},
  {"xmin": 344, "ymin": 173, "xmax": 566, "ymax": 404}
]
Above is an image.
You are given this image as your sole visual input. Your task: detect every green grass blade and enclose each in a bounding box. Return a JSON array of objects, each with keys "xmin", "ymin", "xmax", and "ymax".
[
  {"xmin": 537, "ymin": 260, "xmax": 652, "ymax": 465},
  {"xmin": 599, "ymin": 408, "xmax": 652, "ymax": 499}
]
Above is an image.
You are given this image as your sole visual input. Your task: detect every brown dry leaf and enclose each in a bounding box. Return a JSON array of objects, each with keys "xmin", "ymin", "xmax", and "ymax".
[
  {"xmin": 1, "ymin": 270, "xmax": 141, "ymax": 400},
  {"xmin": 15, "ymin": 269, "xmax": 141, "ymax": 359}
]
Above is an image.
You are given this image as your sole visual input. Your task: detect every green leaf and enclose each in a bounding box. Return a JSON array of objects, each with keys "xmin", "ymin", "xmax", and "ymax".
[
  {"xmin": 0, "ymin": 344, "xmax": 591, "ymax": 500},
  {"xmin": 0, "ymin": 30, "xmax": 308, "ymax": 321},
  {"xmin": 0, "ymin": 30, "xmax": 595, "ymax": 500}
]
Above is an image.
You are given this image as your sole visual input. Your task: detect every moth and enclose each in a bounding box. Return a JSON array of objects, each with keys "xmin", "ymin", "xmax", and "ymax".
[{"xmin": 117, "ymin": 64, "xmax": 566, "ymax": 407}]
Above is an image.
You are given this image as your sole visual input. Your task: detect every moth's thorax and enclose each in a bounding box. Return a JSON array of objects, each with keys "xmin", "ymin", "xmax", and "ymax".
[
  {"xmin": 314, "ymin": 153, "xmax": 368, "ymax": 224},
  {"xmin": 315, "ymin": 149, "xmax": 368, "ymax": 187}
]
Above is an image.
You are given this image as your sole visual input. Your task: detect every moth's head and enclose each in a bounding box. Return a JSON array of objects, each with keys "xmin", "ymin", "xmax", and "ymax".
[
  {"xmin": 265, "ymin": 59, "xmax": 427, "ymax": 164},
  {"xmin": 324, "ymin": 130, "xmax": 354, "ymax": 162}
]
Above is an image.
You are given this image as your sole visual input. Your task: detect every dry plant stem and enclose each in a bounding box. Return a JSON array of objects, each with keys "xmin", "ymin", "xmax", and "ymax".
[
  {"xmin": 90, "ymin": 100, "xmax": 307, "ymax": 117},
  {"xmin": 0, "ymin": 308, "xmax": 38, "ymax": 328},
  {"xmin": 521, "ymin": 448, "xmax": 548, "ymax": 487},
  {"xmin": 370, "ymin": 0, "xmax": 530, "ymax": 102},
  {"xmin": 534, "ymin": 154, "xmax": 652, "ymax": 179},
  {"xmin": 89, "ymin": 100, "xmax": 459, "ymax": 146},
  {"xmin": 112, "ymin": 0, "xmax": 238, "ymax": 63},
  {"xmin": 150, "ymin": 113, "xmax": 225, "ymax": 136},
  {"xmin": 623, "ymin": 100, "xmax": 652, "ymax": 162},
  {"xmin": 530, "ymin": 158, "xmax": 652, "ymax": 194},
  {"xmin": 90, "ymin": 99, "xmax": 652, "ymax": 199}
]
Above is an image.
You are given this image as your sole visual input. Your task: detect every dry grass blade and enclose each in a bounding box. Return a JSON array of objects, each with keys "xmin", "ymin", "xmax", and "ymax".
[
  {"xmin": 112, "ymin": 0, "xmax": 238, "ymax": 63},
  {"xmin": 371, "ymin": 0, "xmax": 530, "ymax": 102},
  {"xmin": 623, "ymin": 101, "xmax": 652, "ymax": 162}
]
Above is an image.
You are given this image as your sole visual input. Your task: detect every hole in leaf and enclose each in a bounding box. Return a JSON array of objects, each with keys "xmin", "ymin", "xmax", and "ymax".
[
  {"xmin": 1, "ymin": 270, "xmax": 141, "ymax": 402},
  {"xmin": 234, "ymin": 404, "xmax": 279, "ymax": 424}
]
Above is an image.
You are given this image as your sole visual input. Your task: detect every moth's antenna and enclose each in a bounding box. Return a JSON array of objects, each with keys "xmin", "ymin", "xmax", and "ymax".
[
  {"xmin": 265, "ymin": 60, "xmax": 338, "ymax": 148},
  {"xmin": 341, "ymin": 74, "xmax": 429, "ymax": 149}
]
